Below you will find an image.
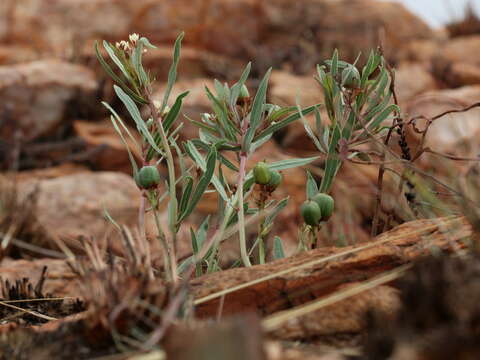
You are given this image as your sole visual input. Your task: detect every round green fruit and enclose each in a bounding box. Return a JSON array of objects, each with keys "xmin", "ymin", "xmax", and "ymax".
[
  {"xmin": 253, "ymin": 162, "xmax": 272, "ymax": 185},
  {"xmin": 267, "ymin": 170, "xmax": 282, "ymax": 190},
  {"xmin": 136, "ymin": 166, "xmax": 161, "ymax": 189},
  {"xmin": 312, "ymin": 193, "xmax": 334, "ymax": 220},
  {"xmin": 301, "ymin": 200, "xmax": 322, "ymax": 226}
]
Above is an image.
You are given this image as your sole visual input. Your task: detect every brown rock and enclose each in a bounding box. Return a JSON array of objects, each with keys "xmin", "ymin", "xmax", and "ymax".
[
  {"xmin": 152, "ymin": 78, "xmax": 215, "ymax": 140},
  {"xmin": 0, "ymin": 60, "xmax": 97, "ymax": 143},
  {"xmin": 18, "ymin": 171, "xmax": 140, "ymax": 251},
  {"xmin": 73, "ymin": 119, "xmax": 141, "ymax": 173},
  {"xmin": 14, "ymin": 163, "xmax": 89, "ymax": 182},
  {"xmin": 394, "ymin": 62, "xmax": 437, "ymax": 104},
  {"xmin": 433, "ymin": 35, "xmax": 480, "ymax": 87},
  {"xmin": 405, "ymin": 85, "xmax": 480, "ymax": 152}
]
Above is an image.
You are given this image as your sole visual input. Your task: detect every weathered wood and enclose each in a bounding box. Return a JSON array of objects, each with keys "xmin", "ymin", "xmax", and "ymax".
[{"xmin": 192, "ymin": 216, "xmax": 470, "ymax": 318}]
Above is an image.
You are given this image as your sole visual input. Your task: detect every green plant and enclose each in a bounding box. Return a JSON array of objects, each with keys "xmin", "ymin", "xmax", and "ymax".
[
  {"xmin": 299, "ymin": 50, "xmax": 398, "ymax": 246},
  {"xmin": 96, "ymin": 33, "xmax": 319, "ymax": 281}
]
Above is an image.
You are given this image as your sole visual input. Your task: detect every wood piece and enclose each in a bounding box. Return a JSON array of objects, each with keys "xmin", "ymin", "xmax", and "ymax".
[{"xmin": 192, "ymin": 216, "xmax": 470, "ymax": 318}]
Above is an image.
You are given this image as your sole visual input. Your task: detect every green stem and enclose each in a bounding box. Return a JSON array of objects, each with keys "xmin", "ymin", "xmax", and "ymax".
[
  {"xmin": 152, "ymin": 204, "xmax": 172, "ymax": 282},
  {"xmin": 147, "ymin": 95, "xmax": 178, "ymax": 283},
  {"xmin": 237, "ymin": 152, "xmax": 252, "ymax": 267}
]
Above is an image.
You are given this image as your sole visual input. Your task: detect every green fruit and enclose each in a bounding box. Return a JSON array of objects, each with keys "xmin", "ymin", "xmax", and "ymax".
[
  {"xmin": 239, "ymin": 84, "xmax": 250, "ymax": 99},
  {"xmin": 312, "ymin": 193, "xmax": 334, "ymax": 220},
  {"xmin": 301, "ymin": 200, "xmax": 322, "ymax": 226},
  {"xmin": 135, "ymin": 166, "xmax": 161, "ymax": 189},
  {"xmin": 266, "ymin": 171, "xmax": 282, "ymax": 190},
  {"xmin": 253, "ymin": 162, "xmax": 272, "ymax": 185}
]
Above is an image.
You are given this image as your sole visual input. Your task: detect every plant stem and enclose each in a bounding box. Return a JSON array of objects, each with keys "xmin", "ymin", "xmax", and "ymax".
[
  {"xmin": 237, "ymin": 152, "xmax": 252, "ymax": 267},
  {"xmin": 152, "ymin": 204, "xmax": 172, "ymax": 282},
  {"xmin": 147, "ymin": 94, "xmax": 178, "ymax": 283}
]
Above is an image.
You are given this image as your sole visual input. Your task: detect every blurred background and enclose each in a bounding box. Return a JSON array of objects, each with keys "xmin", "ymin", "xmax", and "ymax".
[{"xmin": 1, "ymin": 0, "xmax": 479, "ymax": 260}]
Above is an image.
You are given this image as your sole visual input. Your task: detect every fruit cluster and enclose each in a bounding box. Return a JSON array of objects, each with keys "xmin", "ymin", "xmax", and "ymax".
[
  {"xmin": 301, "ymin": 193, "xmax": 334, "ymax": 226},
  {"xmin": 253, "ymin": 161, "xmax": 282, "ymax": 191}
]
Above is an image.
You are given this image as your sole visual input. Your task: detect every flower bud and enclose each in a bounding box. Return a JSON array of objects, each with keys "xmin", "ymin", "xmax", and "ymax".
[{"xmin": 301, "ymin": 200, "xmax": 322, "ymax": 226}]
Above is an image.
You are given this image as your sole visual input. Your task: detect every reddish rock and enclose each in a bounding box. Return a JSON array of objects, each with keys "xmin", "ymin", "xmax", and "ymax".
[{"xmin": 0, "ymin": 60, "xmax": 97, "ymax": 143}]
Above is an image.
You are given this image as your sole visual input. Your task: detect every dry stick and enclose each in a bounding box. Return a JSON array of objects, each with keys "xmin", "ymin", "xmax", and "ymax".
[
  {"xmin": 262, "ymin": 264, "xmax": 410, "ymax": 331},
  {"xmin": 0, "ymin": 300, "xmax": 57, "ymax": 321},
  {"xmin": 194, "ymin": 215, "xmax": 462, "ymax": 305},
  {"xmin": 371, "ymin": 62, "xmax": 401, "ymax": 237}
]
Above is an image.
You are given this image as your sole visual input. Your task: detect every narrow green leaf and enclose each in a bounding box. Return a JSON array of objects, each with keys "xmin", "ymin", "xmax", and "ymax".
[
  {"xmin": 230, "ymin": 62, "xmax": 251, "ymax": 109},
  {"xmin": 273, "ymin": 236, "xmax": 286, "ymax": 260},
  {"xmin": 184, "ymin": 141, "xmax": 228, "ymax": 202},
  {"xmin": 103, "ymin": 40, "xmax": 132, "ymax": 82},
  {"xmin": 114, "ymin": 85, "xmax": 163, "ymax": 155},
  {"xmin": 264, "ymin": 197, "xmax": 289, "ymax": 226},
  {"xmin": 254, "ymin": 105, "xmax": 317, "ymax": 142},
  {"xmin": 179, "ymin": 146, "xmax": 217, "ymax": 222},
  {"xmin": 161, "ymin": 32, "xmax": 184, "ymax": 113},
  {"xmin": 94, "ymin": 41, "xmax": 146, "ymax": 104},
  {"xmin": 179, "ymin": 176, "xmax": 194, "ymax": 215},
  {"xmin": 243, "ymin": 68, "xmax": 272, "ymax": 152},
  {"xmin": 306, "ymin": 171, "xmax": 318, "ymax": 199},
  {"xmin": 163, "ymin": 91, "xmax": 189, "ymax": 132}
]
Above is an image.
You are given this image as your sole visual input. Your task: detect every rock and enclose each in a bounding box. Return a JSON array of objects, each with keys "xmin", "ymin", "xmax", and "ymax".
[
  {"xmin": 444, "ymin": 62, "xmax": 480, "ymax": 88},
  {"xmin": 0, "ymin": 0, "xmax": 150, "ymax": 55},
  {"xmin": 270, "ymin": 70, "xmax": 321, "ymax": 107},
  {"xmin": 151, "ymin": 78, "xmax": 215, "ymax": 140},
  {"xmin": 296, "ymin": 0, "xmax": 434, "ymax": 65},
  {"xmin": 73, "ymin": 119, "xmax": 141, "ymax": 173},
  {"xmin": 0, "ymin": 60, "xmax": 97, "ymax": 143},
  {"xmin": 433, "ymin": 35, "xmax": 480, "ymax": 87},
  {"xmin": 269, "ymin": 71, "xmax": 326, "ymax": 152},
  {"xmin": 394, "ymin": 62, "xmax": 437, "ymax": 104},
  {"xmin": 14, "ymin": 163, "xmax": 89, "ymax": 182},
  {"xmin": 0, "ymin": 45, "xmax": 39, "ymax": 65},
  {"xmin": 405, "ymin": 85, "xmax": 480, "ymax": 152},
  {"xmin": 399, "ymin": 39, "xmax": 442, "ymax": 64},
  {"xmin": 18, "ymin": 172, "xmax": 141, "ymax": 251},
  {"xmin": 2, "ymin": 0, "xmax": 434, "ymax": 74}
]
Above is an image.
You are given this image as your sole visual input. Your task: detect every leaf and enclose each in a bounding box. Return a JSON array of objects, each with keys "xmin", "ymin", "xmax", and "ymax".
[
  {"xmin": 319, "ymin": 125, "xmax": 342, "ymax": 193},
  {"xmin": 244, "ymin": 156, "xmax": 319, "ymax": 182},
  {"xmin": 229, "ymin": 62, "xmax": 251, "ymax": 109},
  {"xmin": 306, "ymin": 171, "xmax": 318, "ymax": 199},
  {"xmin": 132, "ymin": 40, "xmax": 149, "ymax": 86},
  {"xmin": 163, "ymin": 91, "xmax": 189, "ymax": 132},
  {"xmin": 178, "ymin": 176, "xmax": 194, "ymax": 215},
  {"xmin": 94, "ymin": 41, "xmax": 147, "ymax": 104},
  {"xmin": 243, "ymin": 68, "xmax": 272, "ymax": 152},
  {"xmin": 330, "ymin": 49, "xmax": 339, "ymax": 77},
  {"xmin": 254, "ymin": 105, "xmax": 317, "ymax": 142},
  {"xmin": 184, "ymin": 141, "xmax": 228, "ymax": 202},
  {"xmin": 368, "ymin": 104, "xmax": 399, "ymax": 131},
  {"xmin": 103, "ymin": 41, "xmax": 132, "ymax": 82},
  {"xmin": 160, "ymin": 32, "xmax": 184, "ymax": 113},
  {"xmin": 264, "ymin": 197, "xmax": 289, "ymax": 226},
  {"xmin": 114, "ymin": 85, "xmax": 163, "ymax": 155},
  {"xmin": 178, "ymin": 146, "xmax": 217, "ymax": 222},
  {"xmin": 273, "ymin": 236, "xmax": 286, "ymax": 260}
]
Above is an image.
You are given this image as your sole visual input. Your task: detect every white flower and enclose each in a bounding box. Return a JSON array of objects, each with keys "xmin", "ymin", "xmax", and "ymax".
[
  {"xmin": 129, "ymin": 33, "xmax": 140, "ymax": 44},
  {"xmin": 153, "ymin": 100, "xmax": 162, "ymax": 110}
]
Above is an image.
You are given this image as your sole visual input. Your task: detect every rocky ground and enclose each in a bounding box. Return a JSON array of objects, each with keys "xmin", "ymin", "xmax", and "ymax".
[{"xmin": 0, "ymin": 0, "xmax": 480, "ymax": 359}]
